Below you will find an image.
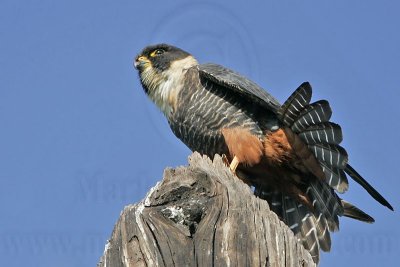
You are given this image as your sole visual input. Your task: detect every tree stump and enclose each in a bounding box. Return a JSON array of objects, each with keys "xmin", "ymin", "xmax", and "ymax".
[{"xmin": 98, "ymin": 153, "xmax": 315, "ymax": 267}]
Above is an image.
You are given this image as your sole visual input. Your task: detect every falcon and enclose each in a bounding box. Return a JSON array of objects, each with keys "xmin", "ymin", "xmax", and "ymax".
[{"xmin": 134, "ymin": 43, "xmax": 393, "ymax": 264}]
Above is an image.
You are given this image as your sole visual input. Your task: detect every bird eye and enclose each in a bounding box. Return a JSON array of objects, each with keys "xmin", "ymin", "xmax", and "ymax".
[{"xmin": 150, "ymin": 49, "xmax": 165, "ymax": 57}]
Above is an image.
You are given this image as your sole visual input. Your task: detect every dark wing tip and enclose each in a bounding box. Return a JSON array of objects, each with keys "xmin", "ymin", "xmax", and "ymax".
[
  {"xmin": 386, "ymin": 202, "xmax": 394, "ymax": 211},
  {"xmin": 345, "ymin": 164, "xmax": 394, "ymax": 211},
  {"xmin": 341, "ymin": 200, "xmax": 375, "ymax": 223},
  {"xmin": 301, "ymin": 81, "xmax": 312, "ymax": 89},
  {"xmin": 385, "ymin": 201, "xmax": 394, "ymax": 211}
]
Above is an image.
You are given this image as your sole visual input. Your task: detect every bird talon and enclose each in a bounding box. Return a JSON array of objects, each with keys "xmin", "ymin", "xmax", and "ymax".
[{"xmin": 230, "ymin": 156, "xmax": 240, "ymax": 173}]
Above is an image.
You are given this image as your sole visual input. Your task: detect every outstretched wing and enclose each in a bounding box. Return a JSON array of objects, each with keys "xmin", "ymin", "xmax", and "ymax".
[
  {"xmin": 199, "ymin": 64, "xmax": 392, "ymax": 211},
  {"xmin": 198, "ymin": 63, "xmax": 281, "ymax": 113},
  {"xmin": 278, "ymin": 83, "xmax": 392, "ymax": 209},
  {"xmin": 198, "ymin": 63, "xmax": 392, "ymax": 263}
]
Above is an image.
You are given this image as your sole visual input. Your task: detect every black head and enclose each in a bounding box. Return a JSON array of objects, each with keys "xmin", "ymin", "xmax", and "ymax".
[{"xmin": 134, "ymin": 44, "xmax": 191, "ymax": 73}]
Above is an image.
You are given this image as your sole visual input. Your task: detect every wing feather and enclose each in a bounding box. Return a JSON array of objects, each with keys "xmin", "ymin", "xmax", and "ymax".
[
  {"xmin": 198, "ymin": 63, "xmax": 281, "ymax": 112},
  {"xmin": 299, "ymin": 122, "xmax": 343, "ymax": 145},
  {"xmin": 291, "ymin": 100, "xmax": 332, "ymax": 133},
  {"xmin": 277, "ymin": 82, "xmax": 312, "ymax": 126},
  {"xmin": 309, "ymin": 143, "xmax": 348, "ymax": 169}
]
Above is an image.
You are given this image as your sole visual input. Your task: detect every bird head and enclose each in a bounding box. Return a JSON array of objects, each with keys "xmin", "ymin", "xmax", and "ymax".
[
  {"xmin": 134, "ymin": 44, "xmax": 198, "ymax": 115},
  {"xmin": 134, "ymin": 44, "xmax": 192, "ymax": 72}
]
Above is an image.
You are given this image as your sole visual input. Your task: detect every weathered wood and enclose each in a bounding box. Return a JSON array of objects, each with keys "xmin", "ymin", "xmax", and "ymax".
[{"xmin": 98, "ymin": 152, "xmax": 315, "ymax": 267}]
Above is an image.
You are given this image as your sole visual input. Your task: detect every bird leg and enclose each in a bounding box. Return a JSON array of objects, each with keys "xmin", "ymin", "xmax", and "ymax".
[
  {"xmin": 230, "ymin": 156, "xmax": 240, "ymax": 172},
  {"xmin": 226, "ymin": 156, "xmax": 252, "ymax": 187}
]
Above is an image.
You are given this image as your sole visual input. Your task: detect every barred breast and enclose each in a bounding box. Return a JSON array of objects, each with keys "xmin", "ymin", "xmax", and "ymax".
[{"xmin": 168, "ymin": 67, "xmax": 277, "ymax": 158}]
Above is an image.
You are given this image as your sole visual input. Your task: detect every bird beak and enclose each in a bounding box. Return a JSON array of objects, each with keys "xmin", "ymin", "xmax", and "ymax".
[{"xmin": 134, "ymin": 56, "xmax": 149, "ymax": 70}]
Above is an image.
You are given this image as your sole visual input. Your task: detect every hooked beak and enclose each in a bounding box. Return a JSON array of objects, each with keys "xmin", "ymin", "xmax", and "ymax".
[{"xmin": 134, "ymin": 56, "xmax": 149, "ymax": 70}]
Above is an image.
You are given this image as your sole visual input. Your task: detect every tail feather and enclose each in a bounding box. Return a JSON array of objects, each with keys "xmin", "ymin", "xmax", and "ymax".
[
  {"xmin": 270, "ymin": 192, "xmax": 284, "ymax": 216},
  {"xmin": 282, "ymin": 83, "xmax": 393, "ymax": 211},
  {"xmin": 255, "ymin": 188, "xmax": 283, "ymax": 216},
  {"xmin": 284, "ymin": 127, "xmax": 325, "ymax": 180},
  {"xmin": 277, "ymin": 82, "xmax": 312, "ymax": 126},
  {"xmin": 301, "ymin": 223, "xmax": 320, "ymax": 263},
  {"xmin": 258, "ymin": 189, "xmax": 326, "ymax": 263},
  {"xmin": 282, "ymin": 195, "xmax": 300, "ymax": 231},
  {"xmin": 345, "ymin": 164, "xmax": 393, "ymax": 210},
  {"xmin": 309, "ymin": 143, "xmax": 348, "ymax": 169},
  {"xmin": 295, "ymin": 209, "xmax": 321, "ymax": 263},
  {"xmin": 258, "ymin": 82, "xmax": 393, "ymax": 264},
  {"xmin": 298, "ymin": 122, "xmax": 343, "ymax": 145},
  {"xmin": 341, "ymin": 199, "xmax": 375, "ymax": 223},
  {"xmin": 306, "ymin": 181, "xmax": 343, "ymax": 232},
  {"xmin": 312, "ymin": 212, "xmax": 331, "ymax": 252},
  {"xmin": 281, "ymin": 89, "xmax": 348, "ymax": 195},
  {"xmin": 319, "ymin": 161, "xmax": 349, "ymax": 193},
  {"xmin": 291, "ymin": 100, "xmax": 332, "ymax": 133}
]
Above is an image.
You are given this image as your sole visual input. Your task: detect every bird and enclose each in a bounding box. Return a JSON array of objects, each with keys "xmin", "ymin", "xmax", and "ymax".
[{"xmin": 134, "ymin": 43, "xmax": 393, "ymax": 264}]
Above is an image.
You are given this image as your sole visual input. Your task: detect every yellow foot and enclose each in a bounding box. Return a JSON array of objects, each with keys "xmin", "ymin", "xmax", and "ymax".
[{"xmin": 229, "ymin": 156, "xmax": 239, "ymax": 173}]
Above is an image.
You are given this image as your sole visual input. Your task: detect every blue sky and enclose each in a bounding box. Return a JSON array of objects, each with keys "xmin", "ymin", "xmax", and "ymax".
[{"xmin": 0, "ymin": 1, "xmax": 398, "ymax": 266}]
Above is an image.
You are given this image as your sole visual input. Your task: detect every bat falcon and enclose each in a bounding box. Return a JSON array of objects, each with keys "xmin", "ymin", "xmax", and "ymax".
[{"xmin": 134, "ymin": 43, "xmax": 393, "ymax": 264}]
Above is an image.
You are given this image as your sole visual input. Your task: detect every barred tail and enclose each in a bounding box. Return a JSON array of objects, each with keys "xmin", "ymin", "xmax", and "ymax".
[
  {"xmin": 278, "ymin": 82, "xmax": 350, "ymax": 193},
  {"xmin": 271, "ymin": 82, "xmax": 392, "ymax": 262},
  {"xmin": 341, "ymin": 199, "xmax": 374, "ymax": 223},
  {"xmin": 255, "ymin": 187, "xmax": 333, "ymax": 264},
  {"xmin": 345, "ymin": 164, "xmax": 393, "ymax": 210},
  {"xmin": 278, "ymin": 82, "xmax": 392, "ymax": 209}
]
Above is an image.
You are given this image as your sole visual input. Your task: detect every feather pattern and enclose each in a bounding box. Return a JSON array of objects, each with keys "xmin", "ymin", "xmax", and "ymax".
[
  {"xmin": 299, "ymin": 122, "xmax": 343, "ymax": 145},
  {"xmin": 169, "ymin": 68, "xmax": 268, "ymax": 158},
  {"xmin": 198, "ymin": 63, "xmax": 281, "ymax": 112},
  {"xmin": 258, "ymin": 188, "xmax": 330, "ymax": 262},
  {"xmin": 136, "ymin": 44, "xmax": 394, "ymax": 265},
  {"xmin": 306, "ymin": 181, "xmax": 343, "ymax": 232},
  {"xmin": 309, "ymin": 143, "xmax": 348, "ymax": 169},
  {"xmin": 313, "ymin": 213, "xmax": 331, "ymax": 252},
  {"xmin": 277, "ymin": 82, "xmax": 312, "ymax": 126},
  {"xmin": 291, "ymin": 100, "xmax": 332, "ymax": 133},
  {"xmin": 319, "ymin": 161, "xmax": 349, "ymax": 193},
  {"xmin": 282, "ymin": 195, "xmax": 326, "ymax": 262}
]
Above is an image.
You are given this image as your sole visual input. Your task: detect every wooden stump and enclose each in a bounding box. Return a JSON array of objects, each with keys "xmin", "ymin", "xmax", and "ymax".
[{"xmin": 98, "ymin": 153, "xmax": 315, "ymax": 267}]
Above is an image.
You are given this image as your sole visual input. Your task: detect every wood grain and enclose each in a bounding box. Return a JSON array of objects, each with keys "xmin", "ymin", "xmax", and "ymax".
[{"xmin": 98, "ymin": 152, "xmax": 315, "ymax": 267}]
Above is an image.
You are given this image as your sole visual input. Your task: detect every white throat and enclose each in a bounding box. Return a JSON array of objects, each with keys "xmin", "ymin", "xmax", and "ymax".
[{"xmin": 144, "ymin": 56, "xmax": 198, "ymax": 117}]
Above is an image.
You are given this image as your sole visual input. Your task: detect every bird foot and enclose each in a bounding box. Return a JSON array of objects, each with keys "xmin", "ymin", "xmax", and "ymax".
[
  {"xmin": 229, "ymin": 156, "xmax": 239, "ymax": 173},
  {"xmin": 224, "ymin": 156, "xmax": 251, "ymax": 186}
]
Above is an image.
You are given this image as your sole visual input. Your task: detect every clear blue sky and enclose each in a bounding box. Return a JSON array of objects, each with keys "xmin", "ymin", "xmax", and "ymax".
[{"xmin": 0, "ymin": 1, "xmax": 398, "ymax": 266}]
